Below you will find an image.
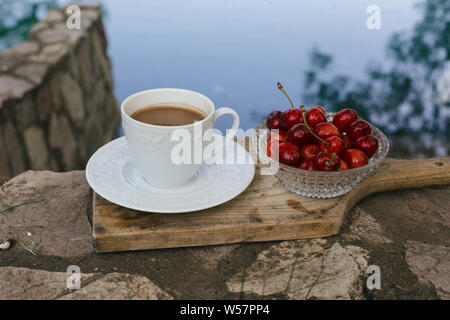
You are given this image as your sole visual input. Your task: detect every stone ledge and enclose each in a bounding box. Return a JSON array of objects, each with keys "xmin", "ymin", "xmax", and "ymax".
[
  {"xmin": 0, "ymin": 170, "xmax": 449, "ymax": 300},
  {"xmin": 0, "ymin": 267, "xmax": 172, "ymax": 300},
  {"xmin": 0, "ymin": 170, "xmax": 93, "ymax": 258},
  {"xmin": 0, "ymin": 3, "xmax": 120, "ymax": 178}
]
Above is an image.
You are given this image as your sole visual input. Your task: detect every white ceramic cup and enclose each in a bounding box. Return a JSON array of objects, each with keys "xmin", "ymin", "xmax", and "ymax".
[{"xmin": 121, "ymin": 88, "xmax": 239, "ymax": 188}]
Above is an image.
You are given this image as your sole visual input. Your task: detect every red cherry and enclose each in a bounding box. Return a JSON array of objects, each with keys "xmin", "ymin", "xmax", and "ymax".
[
  {"xmin": 340, "ymin": 135, "xmax": 353, "ymax": 150},
  {"xmin": 314, "ymin": 122, "xmax": 339, "ymax": 141},
  {"xmin": 278, "ymin": 142, "xmax": 301, "ymax": 167},
  {"xmin": 332, "ymin": 108, "xmax": 358, "ymax": 132},
  {"xmin": 267, "ymin": 111, "xmax": 282, "ymax": 130},
  {"xmin": 354, "ymin": 135, "xmax": 379, "ymax": 158},
  {"xmin": 348, "ymin": 120, "xmax": 371, "ymax": 141},
  {"xmin": 342, "ymin": 149, "xmax": 369, "ymax": 169},
  {"xmin": 300, "ymin": 144, "xmax": 320, "ymax": 160},
  {"xmin": 299, "ymin": 159, "xmax": 315, "ymax": 171},
  {"xmin": 280, "ymin": 109, "xmax": 303, "ymax": 130},
  {"xmin": 311, "ymin": 105, "xmax": 326, "ymax": 114},
  {"xmin": 306, "ymin": 108, "xmax": 327, "ymax": 128},
  {"xmin": 320, "ymin": 136, "xmax": 345, "ymax": 156},
  {"xmin": 314, "ymin": 152, "xmax": 340, "ymax": 171},
  {"xmin": 338, "ymin": 159, "xmax": 349, "ymax": 171},
  {"xmin": 286, "ymin": 123, "xmax": 313, "ymax": 147},
  {"xmin": 267, "ymin": 130, "xmax": 287, "ymax": 143}
]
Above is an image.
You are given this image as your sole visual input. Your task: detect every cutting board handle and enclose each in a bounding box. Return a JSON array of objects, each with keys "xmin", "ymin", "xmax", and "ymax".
[{"xmin": 359, "ymin": 156, "xmax": 450, "ymax": 197}]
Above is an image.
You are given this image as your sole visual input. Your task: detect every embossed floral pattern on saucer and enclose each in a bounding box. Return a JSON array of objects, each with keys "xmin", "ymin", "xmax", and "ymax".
[{"xmin": 86, "ymin": 137, "xmax": 255, "ymax": 213}]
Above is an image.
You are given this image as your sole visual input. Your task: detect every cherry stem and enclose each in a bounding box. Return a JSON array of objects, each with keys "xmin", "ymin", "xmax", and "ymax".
[
  {"xmin": 325, "ymin": 152, "xmax": 337, "ymax": 167},
  {"xmin": 277, "ymin": 82, "xmax": 294, "ymax": 108},
  {"xmin": 299, "ymin": 104, "xmax": 329, "ymax": 146}
]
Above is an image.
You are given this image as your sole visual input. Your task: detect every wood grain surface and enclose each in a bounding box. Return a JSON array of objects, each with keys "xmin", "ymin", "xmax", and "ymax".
[{"xmin": 92, "ymin": 152, "xmax": 450, "ymax": 253}]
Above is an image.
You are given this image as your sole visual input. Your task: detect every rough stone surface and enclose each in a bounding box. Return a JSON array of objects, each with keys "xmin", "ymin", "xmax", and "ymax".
[
  {"xmin": 343, "ymin": 206, "xmax": 393, "ymax": 244},
  {"xmin": 36, "ymin": 29, "xmax": 68, "ymax": 44},
  {"xmin": 0, "ymin": 146, "xmax": 9, "ymax": 177},
  {"xmin": 0, "ymin": 4, "xmax": 120, "ymax": 178},
  {"xmin": 0, "ymin": 171, "xmax": 93, "ymax": 258},
  {"xmin": 0, "ymin": 267, "xmax": 172, "ymax": 300},
  {"xmin": 3, "ymin": 41, "xmax": 39, "ymax": 56},
  {"xmin": 49, "ymin": 114, "xmax": 78, "ymax": 169},
  {"xmin": 60, "ymin": 273, "xmax": 173, "ymax": 300},
  {"xmin": 35, "ymin": 83, "xmax": 53, "ymax": 122},
  {"xmin": 187, "ymin": 244, "xmax": 238, "ymax": 270},
  {"xmin": 1, "ymin": 121, "xmax": 27, "ymax": 176},
  {"xmin": 405, "ymin": 241, "xmax": 450, "ymax": 299},
  {"xmin": 30, "ymin": 21, "xmax": 48, "ymax": 35},
  {"xmin": 60, "ymin": 72, "xmax": 85, "ymax": 125},
  {"xmin": 226, "ymin": 240, "xmax": 369, "ymax": 300},
  {"xmin": 79, "ymin": 3, "xmax": 102, "ymax": 10},
  {"xmin": 29, "ymin": 42, "xmax": 69, "ymax": 65},
  {"xmin": 13, "ymin": 95, "xmax": 37, "ymax": 129},
  {"xmin": 0, "ymin": 171, "xmax": 448, "ymax": 300},
  {"xmin": 78, "ymin": 40, "xmax": 96, "ymax": 94},
  {"xmin": 14, "ymin": 63, "xmax": 49, "ymax": 84},
  {"xmin": 0, "ymin": 267, "xmax": 97, "ymax": 299},
  {"xmin": 41, "ymin": 43, "xmax": 69, "ymax": 59},
  {"xmin": 0, "ymin": 75, "xmax": 33, "ymax": 104},
  {"xmin": 91, "ymin": 28, "xmax": 113, "ymax": 88},
  {"xmin": 0, "ymin": 56, "xmax": 22, "ymax": 73},
  {"xmin": 23, "ymin": 127, "xmax": 50, "ymax": 169}
]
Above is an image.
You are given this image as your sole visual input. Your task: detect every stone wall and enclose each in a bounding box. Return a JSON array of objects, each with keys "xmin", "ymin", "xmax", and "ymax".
[{"xmin": 0, "ymin": 3, "xmax": 120, "ymax": 178}]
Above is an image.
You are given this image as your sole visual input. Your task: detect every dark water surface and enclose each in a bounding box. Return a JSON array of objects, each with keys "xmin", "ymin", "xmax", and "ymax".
[{"xmin": 1, "ymin": 0, "xmax": 448, "ymax": 157}]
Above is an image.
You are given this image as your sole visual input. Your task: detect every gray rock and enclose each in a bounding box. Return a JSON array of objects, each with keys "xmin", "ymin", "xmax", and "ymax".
[
  {"xmin": 49, "ymin": 114, "xmax": 78, "ymax": 169},
  {"xmin": 78, "ymin": 3, "xmax": 102, "ymax": 10},
  {"xmin": 52, "ymin": 22, "xmax": 86, "ymax": 37},
  {"xmin": 60, "ymin": 273, "xmax": 173, "ymax": 300},
  {"xmin": 35, "ymin": 84, "xmax": 53, "ymax": 122},
  {"xmin": 36, "ymin": 29, "xmax": 68, "ymax": 44},
  {"xmin": 0, "ymin": 75, "xmax": 34, "ymax": 103},
  {"xmin": 67, "ymin": 53, "xmax": 81, "ymax": 80},
  {"xmin": 41, "ymin": 43, "xmax": 69, "ymax": 62},
  {"xmin": 29, "ymin": 43, "xmax": 69, "ymax": 65},
  {"xmin": 59, "ymin": 72, "xmax": 85, "ymax": 125},
  {"xmin": 49, "ymin": 74, "xmax": 63, "ymax": 111},
  {"xmin": 0, "ymin": 267, "xmax": 97, "ymax": 300},
  {"xmin": 77, "ymin": 40, "xmax": 96, "ymax": 94},
  {"xmin": 91, "ymin": 28, "xmax": 113, "ymax": 88},
  {"xmin": 13, "ymin": 94, "xmax": 37, "ymax": 130},
  {"xmin": 405, "ymin": 241, "xmax": 450, "ymax": 299},
  {"xmin": 0, "ymin": 267, "xmax": 172, "ymax": 300},
  {"xmin": 23, "ymin": 127, "xmax": 50, "ymax": 169},
  {"xmin": 0, "ymin": 147, "xmax": 9, "ymax": 177},
  {"xmin": 3, "ymin": 41, "xmax": 39, "ymax": 56},
  {"xmin": 0, "ymin": 52, "xmax": 28, "ymax": 75},
  {"xmin": 187, "ymin": 244, "xmax": 238, "ymax": 270},
  {"xmin": 30, "ymin": 21, "xmax": 48, "ymax": 35},
  {"xmin": 227, "ymin": 239, "xmax": 369, "ymax": 300},
  {"xmin": 103, "ymin": 94, "xmax": 120, "ymax": 143},
  {"xmin": 82, "ymin": 113, "xmax": 104, "ymax": 157},
  {"xmin": 0, "ymin": 170, "xmax": 93, "ymax": 258},
  {"xmin": 14, "ymin": 63, "xmax": 49, "ymax": 85},
  {"xmin": 1, "ymin": 121, "xmax": 27, "ymax": 176},
  {"xmin": 343, "ymin": 207, "xmax": 393, "ymax": 244},
  {"xmin": 81, "ymin": 9, "xmax": 100, "ymax": 23}
]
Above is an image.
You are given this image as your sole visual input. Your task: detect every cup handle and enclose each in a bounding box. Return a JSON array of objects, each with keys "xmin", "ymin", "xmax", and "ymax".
[{"xmin": 213, "ymin": 107, "xmax": 240, "ymax": 140}]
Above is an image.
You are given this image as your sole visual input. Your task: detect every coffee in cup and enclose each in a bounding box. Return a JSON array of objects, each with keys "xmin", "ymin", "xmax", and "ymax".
[
  {"xmin": 131, "ymin": 104, "xmax": 206, "ymax": 126},
  {"xmin": 121, "ymin": 88, "xmax": 239, "ymax": 189}
]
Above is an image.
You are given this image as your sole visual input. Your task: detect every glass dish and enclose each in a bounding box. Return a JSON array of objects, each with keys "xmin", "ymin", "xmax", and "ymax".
[{"xmin": 251, "ymin": 116, "xmax": 389, "ymax": 198}]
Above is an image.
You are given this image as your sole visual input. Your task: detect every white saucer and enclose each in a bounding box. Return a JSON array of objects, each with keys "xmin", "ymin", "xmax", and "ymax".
[{"xmin": 85, "ymin": 137, "xmax": 255, "ymax": 213}]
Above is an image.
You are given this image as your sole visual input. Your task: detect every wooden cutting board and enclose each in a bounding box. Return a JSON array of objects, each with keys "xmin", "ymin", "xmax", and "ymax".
[{"xmin": 92, "ymin": 150, "xmax": 450, "ymax": 253}]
